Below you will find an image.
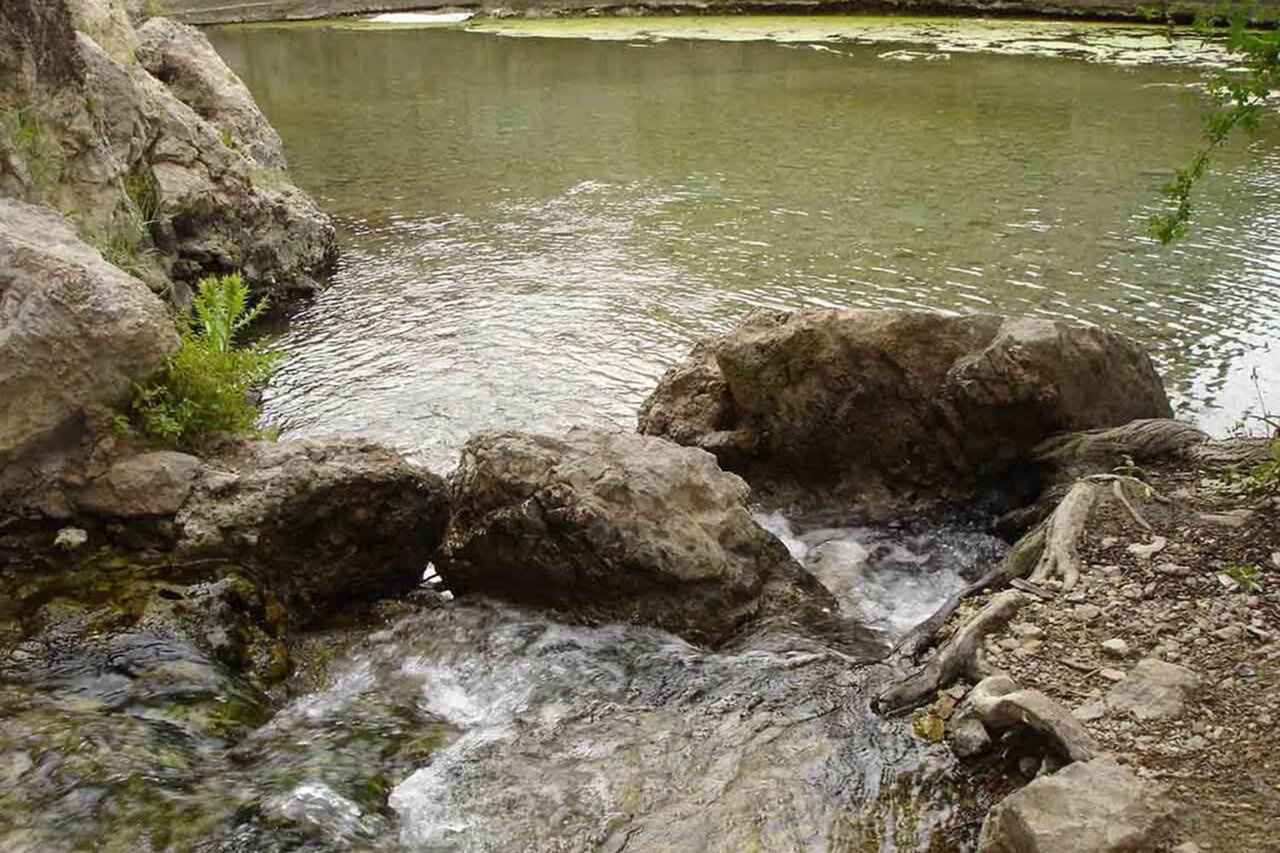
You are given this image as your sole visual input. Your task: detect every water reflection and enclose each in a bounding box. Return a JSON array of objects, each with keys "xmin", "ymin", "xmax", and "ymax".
[{"xmin": 209, "ymin": 25, "xmax": 1280, "ymax": 470}]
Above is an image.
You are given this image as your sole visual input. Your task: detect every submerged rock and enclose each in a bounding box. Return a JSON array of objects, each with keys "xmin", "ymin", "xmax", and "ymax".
[
  {"xmin": 176, "ymin": 437, "xmax": 450, "ymax": 621},
  {"xmin": 0, "ymin": 199, "xmax": 177, "ymax": 514},
  {"xmin": 436, "ymin": 428, "xmax": 836, "ymax": 645},
  {"xmin": 978, "ymin": 757, "xmax": 1174, "ymax": 852},
  {"xmin": 639, "ymin": 309, "xmax": 1171, "ymax": 503}
]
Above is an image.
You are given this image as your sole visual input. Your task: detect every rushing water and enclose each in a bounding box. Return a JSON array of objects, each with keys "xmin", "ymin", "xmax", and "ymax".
[{"xmin": 207, "ymin": 19, "xmax": 1280, "ymax": 472}]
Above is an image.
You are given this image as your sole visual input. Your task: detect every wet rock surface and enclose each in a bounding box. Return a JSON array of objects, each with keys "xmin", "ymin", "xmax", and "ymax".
[
  {"xmin": 437, "ymin": 428, "xmax": 837, "ymax": 646},
  {"xmin": 640, "ymin": 309, "xmax": 1171, "ymax": 503},
  {"xmin": 176, "ymin": 437, "xmax": 451, "ymax": 622}
]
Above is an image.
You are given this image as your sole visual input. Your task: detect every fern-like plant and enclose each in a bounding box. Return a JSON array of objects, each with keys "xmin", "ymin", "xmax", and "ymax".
[{"xmin": 128, "ymin": 272, "xmax": 278, "ymax": 451}]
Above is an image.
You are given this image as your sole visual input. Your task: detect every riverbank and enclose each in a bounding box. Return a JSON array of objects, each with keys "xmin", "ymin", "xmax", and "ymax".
[
  {"xmin": 912, "ymin": 457, "xmax": 1280, "ymax": 849},
  {"xmin": 164, "ymin": 0, "xmax": 1280, "ymax": 26}
]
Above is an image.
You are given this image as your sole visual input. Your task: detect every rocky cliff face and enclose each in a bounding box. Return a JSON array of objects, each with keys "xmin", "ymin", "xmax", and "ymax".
[{"xmin": 0, "ymin": 0, "xmax": 336, "ymax": 300}]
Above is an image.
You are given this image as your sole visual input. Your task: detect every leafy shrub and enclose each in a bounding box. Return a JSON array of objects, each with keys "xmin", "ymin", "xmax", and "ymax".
[{"xmin": 129, "ymin": 273, "xmax": 278, "ymax": 451}]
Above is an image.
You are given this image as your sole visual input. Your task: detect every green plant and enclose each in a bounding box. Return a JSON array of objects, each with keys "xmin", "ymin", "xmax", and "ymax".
[
  {"xmin": 128, "ymin": 273, "xmax": 278, "ymax": 451},
  {"xmin": 1148, "ymin": 12, "xmax": 1279, "ymax": 243},
  {"xmin": 2, "ymin": 108, "xmax": 64, "ymax": 196},
  {"xmin": 1223, "ymin": 563, "xmax": 1264, "ymax": 591},
  {"xmin": 86, "ymin": 225, "xmax": 156, "ymax": 280}
]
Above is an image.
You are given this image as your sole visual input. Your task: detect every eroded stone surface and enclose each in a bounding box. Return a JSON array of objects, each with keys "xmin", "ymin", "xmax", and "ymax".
[
  {"xmin": 640, "ymin": 309, "xmax": 1170, "ymax": 502},
  {"xmin": 437, "ymin": 428, "xmax": 836, "ymax": 645}
]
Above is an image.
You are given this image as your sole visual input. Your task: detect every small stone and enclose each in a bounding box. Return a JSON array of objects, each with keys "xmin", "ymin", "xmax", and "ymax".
[
  {"xmin": 1216, "ymin": 573, "xmax": 1241, "ymax": 592},
  {"xmin": 1101, "ymin": 638, "xmax": 1131, "ymax": 658},
  {"xmin": 1198, "ymin": 509, "xmax": 1253, "ymax": 529},
  {"xmin": 1101, "ymin": 564, "xmax": 1124, "ymax": 579},
  {"xmin": 1100, "ymin": 668, "xmax": 1127, "ymax": 682},
  {"xmin": 1074, "ymin": 700, "xmax": 1106, "ymax": 722},
  {"xmin": 1073, "ymin": 604, "xmax": 1102, "ymax": 623},
  {"xmin": 947, "ymin": 715, "xmax": 991, "ymax": 758},
  {"xmin": 1011, "ymin": 622, "xmax": 1045, "ymax": 640},
  {"xmin": 1127, "ymin": 536, "xmax": 1168, "ymax": 559},
  {"xmin": 1156, "ymin": 562, "xmax": 1190, "ymax": 576},
  {"xmin": 1235, "ymin": 662, "xmax": 1256, "ymax": 678},
  {"xmin": 1106, "ymin": 659, "xmax": 1201, "ymax": 721},
  {"xmin": 1212, "ymin": 625, "xmax": 1244, "ymax": 642},
  {"xmin": 1121, "ymin": 583, "xmax": 1145, "ymax": 600},
  {"xmin": 53, "ymin": 527, "xmax": 88, "ymax": 551},
  {"xmin": 1272, "ymin": 551, "xmax": 1280, "ymax": 570},
  {"xmin": 1172, "ymin": 842, "xmax": 1203, "ymax": 853},
  {"xmin": 1100, "ymin": 536, "xmax": 1120, "ymax": 548},
  {"xmin": 1183, "ymin": 736, "xmax": 1208, "ymax": 753}
]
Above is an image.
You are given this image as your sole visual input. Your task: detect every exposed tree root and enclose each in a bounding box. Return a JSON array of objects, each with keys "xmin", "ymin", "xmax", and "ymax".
[
  {"xmin": 876, "ymin": 590, "xmax": 1024, "ymax": 713},
  {"xmin": 1027, "ymin": 479, "xmax": 1100, "ymax": 591},
  {"xmin": 879, "ymin": 419, "xmax": 1267, "ymax": 716}
]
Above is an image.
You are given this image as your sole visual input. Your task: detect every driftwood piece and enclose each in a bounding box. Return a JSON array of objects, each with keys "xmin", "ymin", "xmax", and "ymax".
[{"xmin": 876, "ymin": 590, "xmax": 1024, "ymax": 713}]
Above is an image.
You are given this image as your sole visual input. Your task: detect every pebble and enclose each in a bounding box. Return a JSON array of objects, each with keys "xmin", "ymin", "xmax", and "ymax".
[
  {"xmin": 1010, "ymin": 622, "xmax": 1045, "ymax": 640},
  {"xmin": 1198, "ymin": 508, "xmax": 1253, "ymax": 528},
  {"xmin": 1235, "ymin": 662, "xmax": 1257, "ymax": 678},
  {"xmin": 1073, "ymin": 604, "xmax": 1102, "ymax": 622},
  {"xmin": 1100, "ymin": 668, "xmax": 1127, "ymax": 682},
  {"xmin": 1127, "ymin": 536, "xmax": 1168, "ymax": 559},
  {"xmin": 1101, "ymin": 638, "xmax": 1131, "ymax": 658},
  {"xmin": 53, "ymin": 527, "xmax": 88, "ymax": 551},
  {"xmin": 1212, "ymin": 625, "xmax": 1244, "ymax": 642},
  {"xmin": 1156, "ymin": 562, "xmax": 1190, "ymax": 576}
]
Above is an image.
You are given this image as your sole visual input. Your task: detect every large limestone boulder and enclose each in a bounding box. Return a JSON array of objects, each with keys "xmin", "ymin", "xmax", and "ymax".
[
  {"xmin": 136, "ymin": 17, "xmax": 286, "ymax": 170},
  {"xmin": 0, "ymin": 199, "xmax": 177, "ymax": 506},
  {"xmin": 978, "ymin": 758, "xmax": 1174, "ymax": 852},
  {"xmin": 435, "ymin": 428, "xmax": 837, "ymax": 645},
  {"xmin": 175, "ymin": 437, "xmax": 450, "ymax": 621},
  {"xmin": 640, "ymin": 309, "xmax": 1171, "ymax": 501},
  {"xmin": 0, "ymin": 0, "xmax": 337, "ymax": 298}
]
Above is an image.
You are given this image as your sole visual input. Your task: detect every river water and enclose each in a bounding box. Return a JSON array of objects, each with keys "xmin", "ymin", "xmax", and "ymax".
[
  {"xmin": 6, "ymin": 18, "xmax": 1276, "ymax": 852},
  {"xmin": 208, "ymin": 18, "xmax": 1280, "ymax": 472}
]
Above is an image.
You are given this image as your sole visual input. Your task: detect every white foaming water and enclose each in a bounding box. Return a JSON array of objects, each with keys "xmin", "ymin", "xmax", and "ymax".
[{"xmin": 755, "ymin": 510, "xmax": 1003, "ymax": 641}]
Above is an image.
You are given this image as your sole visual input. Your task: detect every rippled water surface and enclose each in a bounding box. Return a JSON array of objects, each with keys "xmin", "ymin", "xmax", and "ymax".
[{"xmin": 208, "ymin": 19, "xmax": 1280, "ymax": 470}]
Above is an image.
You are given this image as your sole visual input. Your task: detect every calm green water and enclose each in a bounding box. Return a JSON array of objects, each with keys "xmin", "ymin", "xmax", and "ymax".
[{"xmin": 208, "ymin": 21, "xmax": 1280, "ymax": 470}]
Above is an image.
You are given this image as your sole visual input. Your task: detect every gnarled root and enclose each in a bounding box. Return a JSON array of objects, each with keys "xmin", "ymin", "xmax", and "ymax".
[
  {"xmin": 1027, "ymin": 479, "xmax": 1101, "ymax": 591},
  {"xmin": 875, "ymin": 590, "xmax": 1024, "ymax": 714}
]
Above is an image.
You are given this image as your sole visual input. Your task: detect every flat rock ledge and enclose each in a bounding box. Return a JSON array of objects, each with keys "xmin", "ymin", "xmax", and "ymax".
[
  {"xmin": 436, "ymin": 427, "xmax": 837, "ymax": 646},
  {"xmin": 639, "ymin": 308, "xmax": 1171, "ymax": 504}
]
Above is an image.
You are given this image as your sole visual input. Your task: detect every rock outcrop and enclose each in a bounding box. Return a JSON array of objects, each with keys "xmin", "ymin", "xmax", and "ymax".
[
  {"xmin": 0, "ymin": 0, "xmax": 336, "ymax": 299},
  {"xmin": 639, "ymin": 309, "xmax": 1171, "ymax": 503},
  {"xmin": 978, "ymin": 758, "xmax": 1174, "ymax": 852},
  {"xmin": 0, "ymin": 198, "xmax": 177, "ymax": 512},
  {"xmin": 436, "ymin": 428, "xmax": 836, "ymax": 645}
]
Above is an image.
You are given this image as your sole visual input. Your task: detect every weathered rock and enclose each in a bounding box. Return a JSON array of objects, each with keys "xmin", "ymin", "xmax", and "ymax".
[
  {"xmin": 0, "ymin": 199, "xmax": 177, "ymax": 510},
  {"xmin": 136, "ymin": 17, "xmax": 286, "ymax": 170},
  {"xmin": 436, "ymin": 428, "xmax": 837, "ymax": 645},
  {"xmin": 176, "ymin": 437, "xmax": 450, "ymax": 621},
  {"xmin": 74, "ymin": 450, "xmax": 202, "ymax": 517},
  {"xmin": 639, "ymin": 309, "xmax": 1171, "ymax": 501},
  {"xmin": 1103, "ymin": 658, "xmax": 1200, "ymax": 722},
  {"xmin": 983, "ymin": 689, "xmax": 1100, "ymax": 763},
  {"xmin": 1, "ymin": 0, "xmax": 337, "ymax": 298},
  {"xmin": 978, "ymin": 758, "xmax": 1174, "ymax": 852}
]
